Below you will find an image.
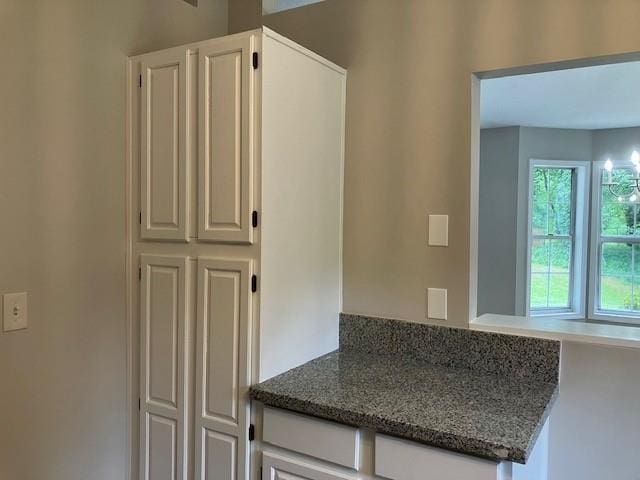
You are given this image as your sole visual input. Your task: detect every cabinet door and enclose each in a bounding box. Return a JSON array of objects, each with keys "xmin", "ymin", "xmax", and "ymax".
[
  {"xmin": 198, "ymin": 36, "xmax": 255, "ymax": 244},
  {"xmin": 140, "ymin": 49, "xmax": 190, "ymax": 241},
  {"xmin": 262, "ymin": 453, "xmax": 357, "ymax": 480},
  {"xmin": 140, "ymin": 255, "xmax": 191, "ymax": 480},
  {"xmin": 194, "ymin": 258, "xmax": 253, "ymax": 480}
]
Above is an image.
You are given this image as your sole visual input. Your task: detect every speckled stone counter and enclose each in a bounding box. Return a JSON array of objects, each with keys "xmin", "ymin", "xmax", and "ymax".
[{"xmin": 250, "ymin": 314, "xmax": 560, "ymax": 464}]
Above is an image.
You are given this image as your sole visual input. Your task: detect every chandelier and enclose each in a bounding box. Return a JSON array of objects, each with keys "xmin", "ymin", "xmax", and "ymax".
[{"xmin": 602, "ymin": 150, "xmax": 640, "ymax": 203}]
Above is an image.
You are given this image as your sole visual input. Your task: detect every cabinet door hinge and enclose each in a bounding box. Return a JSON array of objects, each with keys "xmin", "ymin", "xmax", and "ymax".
[
  {"xmin": 248, "ymin": 424, "xmax": 255, "ymax": 441},
  {"xmin": 138, "ymin": 398, "xmax": 141, "ymax": 411},
  {"xmin": 252, "ymin": 210, "xmax": 258, "ymax": 228},
  {"xmin": 138, "ymin": 267, "xmax": 142, "ymax": 281},
  {"xmin": 252, "ymin": 52, "xmax": 259, "ymax": 70},
  {"xmin": 138, "ymin": 74, "xmax": 142, "ymax": 88},
  {"xmin": 139, "ymin": 211, "xmax": 142, "ymax": 224},
  {"xmin": 251, "ymin": 275, "xmax": 257, "ymax": 293}
]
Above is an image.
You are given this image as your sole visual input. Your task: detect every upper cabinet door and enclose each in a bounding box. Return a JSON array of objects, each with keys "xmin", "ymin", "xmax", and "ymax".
[
  {"xmin": 198, "ymin": 36, "xmax": 255, "ymax": 244},
  {"xmin": 140, "ymin": 49, "xmax": 190, "ymax": 242}
]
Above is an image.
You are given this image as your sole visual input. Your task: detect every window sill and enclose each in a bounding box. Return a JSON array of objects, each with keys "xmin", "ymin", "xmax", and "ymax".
[
  {"xmin": 589, "ymin": 311, "xmax": 640, "ymax": 326},
  {"xmin": 471, "ymin": 313, "xmax": 640, "ymax": 349},
  {"xmin": 528, "ymin": 311, "xmax": 583, "ymax": 321}
]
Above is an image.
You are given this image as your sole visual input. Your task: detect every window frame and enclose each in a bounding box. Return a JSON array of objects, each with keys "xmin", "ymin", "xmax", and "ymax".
[
  {"xmin": 588, "ymin": 160, "xmax": 640, "ymax": 325},
  {"xmin": 525, "ymin": 159, "xmax": 590, "ymax": 320}
]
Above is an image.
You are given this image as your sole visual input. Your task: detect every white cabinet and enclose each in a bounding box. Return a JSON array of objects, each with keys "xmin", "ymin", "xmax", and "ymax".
[
  {"xmin": 194, "ymin": 258, "xmax": 253, "ymax": 480},
  {"xmin": 128, "ymin": 27, "xmax": 346, "ymax": 480},
  {"xmin": 198, "ymin": 35, "xmax": 255, "ymax": 244},
  {"xmin": 140, "ymin": 50, "xmax": 190, "ymax": 242},
  {"xmin": 139, "ymin": 255, "xmax": 191, "ymax": 480},
  {"xmin": 258, "ymin": 408, "xmax": 549, "ymax": 480}
]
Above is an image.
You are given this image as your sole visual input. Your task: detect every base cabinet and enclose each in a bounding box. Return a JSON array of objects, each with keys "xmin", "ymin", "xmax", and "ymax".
[{"xmin": 259, "ymin": 408, "xmax": 549, "ymax": 480}]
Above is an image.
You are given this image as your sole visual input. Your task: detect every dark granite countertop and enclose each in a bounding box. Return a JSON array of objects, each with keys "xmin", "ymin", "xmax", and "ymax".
[{"xmin": 250, "ymin": 314, "xmax": 560, "ymax": 464}]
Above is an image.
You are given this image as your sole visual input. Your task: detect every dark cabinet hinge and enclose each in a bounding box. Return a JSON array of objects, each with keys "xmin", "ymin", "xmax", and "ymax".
[
  {"xmin": 139, "ymin": 267, "xmax": 142, "ymax": 281},
  {"xmin": 252, "ymin": 52, "xmax": 259, "ymax": 70},
  {"xmin": 138, "ymin": 398, "xmax": 141, "ymax": 411},
  {"xmin": 138, "ymin": 74, "xmax": 142, "ymax": 88},
  {"xmin": 251, "ymin": 275, "xmax": 257, "ymax": 293},
  {"xmin": 248, "ymin": 424, "xmax": 255, "ymax": 441},
  {"xmin": 252, "ymin": 210, "xmax": 258, "ymax": 228},
  {"xmin": 139, "ymin": 211, "xmax": 142, "ymax": 224}
]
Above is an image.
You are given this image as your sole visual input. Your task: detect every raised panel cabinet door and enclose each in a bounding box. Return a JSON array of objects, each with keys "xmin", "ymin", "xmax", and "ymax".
[
  {"xmin": 194, "ymin": 257, "xmax": 252, "ymax": 480},
  {"xmin": 140, "ymin": 255, "xmax": 191, "ymax": 480},
  {"xmin": 198, "ymin": 35, "xmax": 255, "ymax": 244},
  {"xmin": 140, "ymin": 49, "xmax": 190, "ymax": 241}
]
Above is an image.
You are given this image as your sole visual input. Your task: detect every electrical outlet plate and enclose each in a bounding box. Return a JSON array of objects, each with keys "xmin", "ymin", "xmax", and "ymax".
[
  {"xmin": 427, "ymin": 288, "xmax": 447, "ymax": 320},
  {"xmin": 428, "ymin": 214, "xmax": 449, "ymax": 246},
  {"xmin": 3, "ymin": 292, "xmax": 28, "ymax": 332}
]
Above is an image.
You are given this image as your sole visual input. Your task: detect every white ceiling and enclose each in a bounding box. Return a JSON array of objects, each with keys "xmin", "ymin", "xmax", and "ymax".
[{"xmin": 480, "ymin": 61, "xmax": 640, "ymax": 130}]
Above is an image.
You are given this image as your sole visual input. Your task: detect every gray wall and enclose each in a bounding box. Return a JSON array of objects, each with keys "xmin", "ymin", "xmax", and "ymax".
[
  {"xmin": 592, "ymin": 126, "xmax": 640, "ymax": 163},
  {"xmin": 0, "ymin": 2, "xmax": 227, "ymax": 479},
  {"xmin": 478, "ymin": 127, "xmax": 593, "ymax": 315},
  {"xmin": 478, "ymin": 127, "xmax": 520, "ymax": 315},
  {"xmin": 479, "ymin": 126, "xmax": 640, "ymax": 479}
]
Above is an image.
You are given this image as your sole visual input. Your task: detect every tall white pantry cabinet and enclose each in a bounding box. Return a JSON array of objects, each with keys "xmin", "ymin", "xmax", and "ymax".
[{"xmin": 126, "ymin": 28, "xmax": 346, "ymax": 480}]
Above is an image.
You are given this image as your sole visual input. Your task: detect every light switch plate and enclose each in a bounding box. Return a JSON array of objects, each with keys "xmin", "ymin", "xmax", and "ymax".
[
  {"xmin": 427, "ymin": 288, "xmax": 447, "ymax": 320},
  {"xmin": 3, "ymin": 292, "xmax": 28, "ymax": 332},
  {"xmin": 428, "ymin": 215, "xmax": 449, "ymax": 246}
]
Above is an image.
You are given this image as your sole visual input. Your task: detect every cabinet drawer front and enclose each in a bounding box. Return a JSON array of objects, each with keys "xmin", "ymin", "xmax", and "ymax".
[
  {"xmin": 263, "ymin": 408, "xmax": 360, "ymax": 470},
  {"xmin": 262, "ymin": 453, "xmax": 356, "ymax": 480},
  {"xmin": 375, "ymin": 434, "xmax": 502, "ymax": 480}
]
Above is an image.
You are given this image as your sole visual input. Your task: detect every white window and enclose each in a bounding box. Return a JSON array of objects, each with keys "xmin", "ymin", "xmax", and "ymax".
[
  {"xmin": 589, "ymin": 161, "xmax": 640, "ymax": 324},
  {"xmin": 526, "ymin": 160, "xmax": 590, "ymax": 320}
]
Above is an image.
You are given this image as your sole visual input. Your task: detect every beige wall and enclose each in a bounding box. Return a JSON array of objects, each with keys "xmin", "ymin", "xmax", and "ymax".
[
  {"xmin": 227, "ymin": 6, "xmax": 640, "ymax": 477},
  {"xmin": 229, "ymin": 0, "xmax": 262, "ymax": 34},
  {"xmin": 229, "ymin": 0, "xmax": 640, "ymax": 326},
  {"xmin": 0, "ymin": 1, "xmax": 227, "ymax": 479},
  {"xmin": 549, "ymin": 342, "xmax": 640, "ymax": 479}
]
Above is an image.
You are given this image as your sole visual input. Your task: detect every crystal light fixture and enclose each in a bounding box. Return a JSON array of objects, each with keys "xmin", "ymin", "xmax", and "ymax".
[{"xmin": 602, "ymin": 150, "xmax": 640, "ymax": 203}]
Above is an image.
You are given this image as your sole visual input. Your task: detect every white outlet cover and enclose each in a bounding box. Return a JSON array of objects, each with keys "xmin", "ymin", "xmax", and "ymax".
[
  {"xmin": 427, "ymin": 288, "xmax": 447, "ymax": 320},
  {"xmin": 428, "ymin": 215, "xmax": 449, "ymax": 246},
  {"xmin": 3, "ymin": 292, "xmax": 28, "ymax": 332}
]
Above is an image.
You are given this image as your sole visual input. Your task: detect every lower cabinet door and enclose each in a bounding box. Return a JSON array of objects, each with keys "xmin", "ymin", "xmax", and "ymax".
[
  {"xmin": 139, "ymin": 255, "xmax": 191, "ymax": 480},
  {"xmin": 262, "ymin": 453, "xmax": 357, "ymax": 480},
  {"xmin": 194, "ymin": 257, "xmax": 253, "ymax": 480}
]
